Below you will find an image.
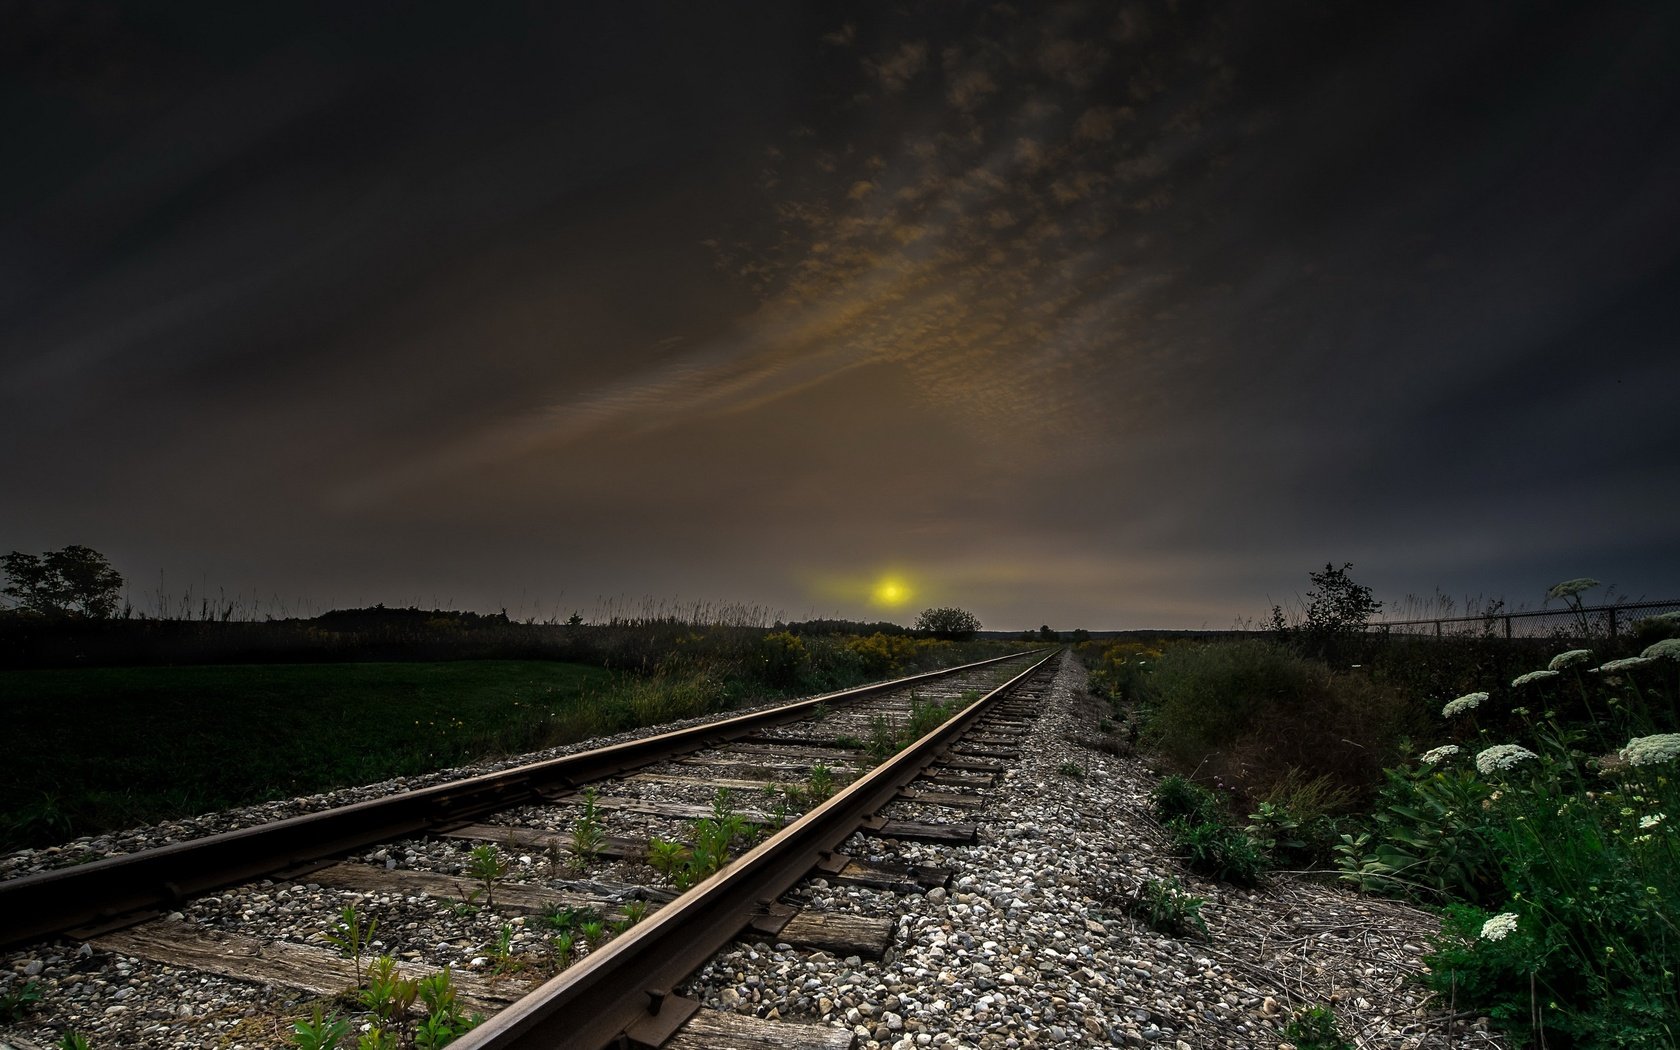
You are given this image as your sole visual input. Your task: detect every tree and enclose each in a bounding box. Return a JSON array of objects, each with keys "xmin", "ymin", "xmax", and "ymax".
[
  {"xmin": 1269, "ymin": 562, "xmax": 1380, "ymax": 661},
  {"xmin": 914, "ymin": 606, "xmax": 982, "ymax": 640},
  {"xmin": 1037, "ymin": 624, "xmax": 1058, "ymax": 642},
  {"xmin": 1, "ymin": 545, "xmax": 125, "ymax": 618}
]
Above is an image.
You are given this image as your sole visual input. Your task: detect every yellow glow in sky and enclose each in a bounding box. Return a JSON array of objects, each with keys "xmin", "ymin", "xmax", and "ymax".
[{"xmin": 870, "ymin": 576, "xmax": 913, "ymax": 608}]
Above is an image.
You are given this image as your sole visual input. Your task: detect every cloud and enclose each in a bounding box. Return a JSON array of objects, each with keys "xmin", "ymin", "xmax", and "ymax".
[{"xmin": 869, "ymin": 42, "xmax": 929, "ymax": 92}]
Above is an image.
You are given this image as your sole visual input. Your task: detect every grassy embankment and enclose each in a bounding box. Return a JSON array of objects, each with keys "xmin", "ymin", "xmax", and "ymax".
[{"xmin": 1077, "ymin": 614, "xmax": 1680, "ymax": 1050}]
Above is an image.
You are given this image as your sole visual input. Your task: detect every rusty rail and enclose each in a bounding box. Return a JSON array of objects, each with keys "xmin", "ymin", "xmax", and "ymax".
[
  {"xmin": 0, "ymin": 649, "xmax": 1047, "ymax": 949},
  {"xmin": 448, "ymin": 649, "xmax": 1059, "ymax": 1050}
]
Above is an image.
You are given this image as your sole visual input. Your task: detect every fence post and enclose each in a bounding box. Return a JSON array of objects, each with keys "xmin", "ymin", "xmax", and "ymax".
[
  {"xmin": 1504, "ymin": 615, "xmax": 1512, "ymax": 640},
  {"xmin": 1609, "ymin": 607, "xmax": 1618, "ymax": 641},
  {"xmin": 1435, "ymin": 620, "xmax": 1442, "ymax": 639}
]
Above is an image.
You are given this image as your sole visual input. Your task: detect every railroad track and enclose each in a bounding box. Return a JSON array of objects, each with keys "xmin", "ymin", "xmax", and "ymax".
[{"xmin": 1, "ymin": 649, "xmax": 1058, "ymax": 1049}]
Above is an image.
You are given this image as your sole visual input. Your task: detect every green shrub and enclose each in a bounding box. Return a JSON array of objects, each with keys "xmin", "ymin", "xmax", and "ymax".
[
  {"xmin": 1124, "ymin": 876, "xmax": 1209, "ymax": 940},
  {"xmin": 1151, "ymin": 774, "xmax": 1221, "ymax": 823},
  {"xmin": 1164, "ymin": 817, "xmax": 1265, "ymax": 885},
  {"xmin": 1333, "ymin": 766, "xmax": 1499, "ymax": 902},
  {"xmin": 1139, "ymin": 640, "xmax": 1417, "ymax": 806},
  {"xmin": 1282, "ymin": 1005, "xmax": 1353, "ymax": 1050}
]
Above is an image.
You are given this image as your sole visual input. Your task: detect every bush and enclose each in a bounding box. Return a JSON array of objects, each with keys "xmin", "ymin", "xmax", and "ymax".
[
  {"xmin": 1165, "ymin": 817, "xmax": 1265, "ymax": 885},
  {"xmin": 913, "ymin": 607, "xmax": 981, "ymax": 641},
  {"xmin": 756, "ymin": 631, "xmax": 808, "ymax": 688},
  {"xmin": 1151, "ymin": 774, "xmax": 1221, "ymax": 823},
  {"xmin": 1139, "ymin": 640, "xmax": 1418, "ymax": 807}
]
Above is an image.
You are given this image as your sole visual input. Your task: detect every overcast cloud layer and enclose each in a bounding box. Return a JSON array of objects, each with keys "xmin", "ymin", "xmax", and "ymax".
[{"xmin": 4, "ymin": 1, "xmax": 1678, "ymax": 629}]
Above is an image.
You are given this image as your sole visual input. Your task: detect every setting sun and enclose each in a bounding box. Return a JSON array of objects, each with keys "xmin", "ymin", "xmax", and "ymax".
[{"xmin": 870, "ymin": 576, "xmax": 913, "ymax": 609}]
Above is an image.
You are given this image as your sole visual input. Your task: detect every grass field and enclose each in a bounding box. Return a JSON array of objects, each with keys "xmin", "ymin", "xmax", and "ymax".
[{"xmin": 2, "ymin": 660, "xmax": 616, "ymax": 849}]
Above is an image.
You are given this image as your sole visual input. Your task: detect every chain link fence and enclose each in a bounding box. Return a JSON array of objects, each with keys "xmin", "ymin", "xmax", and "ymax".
[{"xmin": 1367, "ymin": 599, "xmax": 1680, "ymax": 643}]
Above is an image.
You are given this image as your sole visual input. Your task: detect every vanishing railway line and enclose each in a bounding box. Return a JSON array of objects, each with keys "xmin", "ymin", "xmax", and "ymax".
[{"xmin": 1, "ymin": 649, "xmax": 1059, "ymax": 1049}]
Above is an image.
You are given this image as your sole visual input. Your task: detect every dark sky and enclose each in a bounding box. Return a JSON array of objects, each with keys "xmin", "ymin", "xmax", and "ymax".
[{"xmin": 4, "ymin": 1, "xmax": 1679, "ymax": 629}]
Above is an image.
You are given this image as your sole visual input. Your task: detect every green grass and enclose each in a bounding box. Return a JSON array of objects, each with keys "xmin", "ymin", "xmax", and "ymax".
[{"xmin": 1, "ymin": 660, "xmax": 613, "ymax": 848}]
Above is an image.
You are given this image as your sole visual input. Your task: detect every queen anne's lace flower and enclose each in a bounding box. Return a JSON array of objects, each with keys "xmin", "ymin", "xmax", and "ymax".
[
  {"xmin": 1641, "ymin": 813, "xmax": 1666, "ymax": 830},
  {"xmin": 1642, "ymin": 638, "xmax": 1680, "ymax": 661},
  {"xmin": 1481, "ymin": 913, "xmax": 1519, "ymax": 941},
  {"xmin": 1546, "ymin": 578, "xmax": 1599, "ymax": 600},
  {"xmin": 1420, "ymin": 745, "xmax": 1460, "ymax": 765},
  {"xmin": 1595, "ymin": 656, "xmax": 1657, "ymax": 673},
  {"xmin": 1442, "ymin": 692, "xmax": 1488, "ymax": 717},
  {"xmin": 1512, "ymin": 669, "xmax": 1560, "ymax": 688},
  {"xmin": 1548, "ymin": 649, "xmax": 1593, "ymax": 671},
  {"xmin": 1621, "ymin": 734, "xmax": 1680, "ymax": 767},
  {"xmin": 1476, "ymin": 744, "xmax": 1538, "ymax": 774}
]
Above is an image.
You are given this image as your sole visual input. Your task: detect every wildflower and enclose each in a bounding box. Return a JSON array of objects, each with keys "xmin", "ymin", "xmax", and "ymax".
[
  {"xmin": 1442, "ymin": 692, "xmax": 1488, "ymax": 717},
  {"xmin": 1420, "ymin": 745, "xmax": 1460, "ymax": 765},
  {"xmin": 1621, "ymin": 734, "xmax": 1680, "ymax": 767},
  {"xmin": 1548, "ymin": 649, "xmax": 1593, "ymax": 671},
  {"xmin": 1642, "ymin": 638, "xmax": 1680, "ymax": 661},
  {"xmin": 1512, "ymin": 669, "xmax": 1560, "ymax": 688},
  {"xmin": 1546, "ymin": 578, "xmax": 1600, "ymax": 600},
  {"xmin": 1480, "ymin": 913, "xmax": 1519, "ymax": 941},
  {"xmin": 1477, "ymin": 744, "xmax": 1538, "ymax": 774},
  {"xmin": 1594, "ymin": 656, "xmax": 1656, "ymax": 673},
  {"xmin": 1640, "ymin": 813, "xmax": 1666, "ymax": 829}
]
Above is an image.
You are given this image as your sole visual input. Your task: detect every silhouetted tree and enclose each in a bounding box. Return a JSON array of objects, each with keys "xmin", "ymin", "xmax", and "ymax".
[
  {"xmin": 2, "ymin": 545, "xmax": 125, "ymax": 618},
  {"xmin": 914, "ymin": 606, "xmax": 982, "ymax": 640},
  {"xmin": 1037, "ymin": 624, "xmax": 1058, "ymax": 641},
  {"xmin": 1269, "ymin": 562, "xmax": 1381, "ymax": 661}
]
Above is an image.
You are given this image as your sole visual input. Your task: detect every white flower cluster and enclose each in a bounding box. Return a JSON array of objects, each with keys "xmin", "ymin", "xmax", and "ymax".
[
  {"xmin": 1480, "ymin": 912, "xmax": 1519, "ymax": 941},
  {"xmin": 1546, "ymin": 578, "xmax": 1599, "ymax": 600},
  {"xmin": 1442, "ymin": 692, "xmax": 1488, "ymax": 717},
  {"xmin": 1548, "ymin": 649, "xmax": 1594, "ymax": 671},
  {"xmin": 1640, "ymin": 813, "xmax": 1666, "ymax": 830},
  {"xmin": 1512, "ymin": 669, "xmax": 1560, "ymax": 688},
  {"xmin": 1642, "ymin": 638, "xmax": 1680, "ymax": 661},
  {"xmin": 1621, "ymin": 733, "xmax": 1680, "ymax": 768},
  {"xmin": 1476, "ymin": 744, "xmax": 1538, "ymax": 775},
  {"xmin": 1595, "ymin": 656, "xmax": 1656, "ymax": 674},
  {"xmin": 1420, "ymin": 744, "xmax": 1460, "ymax": 765}
]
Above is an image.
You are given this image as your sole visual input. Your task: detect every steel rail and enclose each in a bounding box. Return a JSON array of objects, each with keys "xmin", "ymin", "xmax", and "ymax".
[
  {"xmin": 448, "ymin": 649, "xmax": 1059, "ymax": 1050},
  {"xmin": 0, "ymin": 649, "xmax": 1047, "ymax": 950}
]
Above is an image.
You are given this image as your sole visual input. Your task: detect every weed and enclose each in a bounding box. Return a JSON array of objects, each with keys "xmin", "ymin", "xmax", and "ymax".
[
  {"xmin": 359, "ymin": 956, "xmax": 419, "ymax": 1024},
  {"xmin": 569, "ymin": 788, "xmax": 606, "ymax": 871},
  {"xmin": 1, "ymin": 978, "xmax": 42, "ymax": 1021},
  {"xmin": 579, "ymin": 919, "xmax": 609, "ymax": 950},
  {"xmin": 487, "ymin": 923, "xmax": 522, "ymax": 976},
  {"xmin": 805, "ymin": 763, "xmax": 836, "ymax": 800},
  {"xmin": 1165, "ymin": 817, "xmax": 1265, "ymax": 886},
  {"xmin": 323, "ymin": 904, "xmax": 379, "ymax": 988},
  {"xmin": 1058, "ymin": 761, "xmax": 1085, "ymax": 779},
  {"xmin": 291, "ymin": 1006, "xmax": 350, "ymax": 1050},
  {"xmin": 1124, "ymin": 876, "xmax": 1209, "ymax": 940},
  {"xmin": 866, "ymin": 716, "xmax": 899, "ymax": 761},
  {"xmin": 1282, "ymin": 1005, "xmax": 1353, "ymax": 1050},
  {"xmin": 831, "ymin": 734, "xmax": 867, "ymax": 750},
  {"xmin": 646, "ymin": 838, "xmax": 694, "ymax": 887},
  {"xmin": 464, "ymin": 844, "xmax": 509, "ymax": 910},
  {"xmin": 549, "ymin": 931, "xmax": 576, "ymax": 966},
  {"xmin": 357, "ymin": 1028, "xmax": 398, "ymax": 1050},
  {"xmin": 1151, "ymin": 775, "xmax": 1221, "ymax": 824}
]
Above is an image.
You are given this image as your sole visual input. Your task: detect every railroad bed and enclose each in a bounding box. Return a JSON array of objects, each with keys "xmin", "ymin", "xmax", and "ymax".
[
  {"xmin": 0, "ymin": 651, "xmax": 1055, "ymax": 1048},
  {"xmin": 2, "ymin": 653, "xmax": 1497, "ymax": 1050}
]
